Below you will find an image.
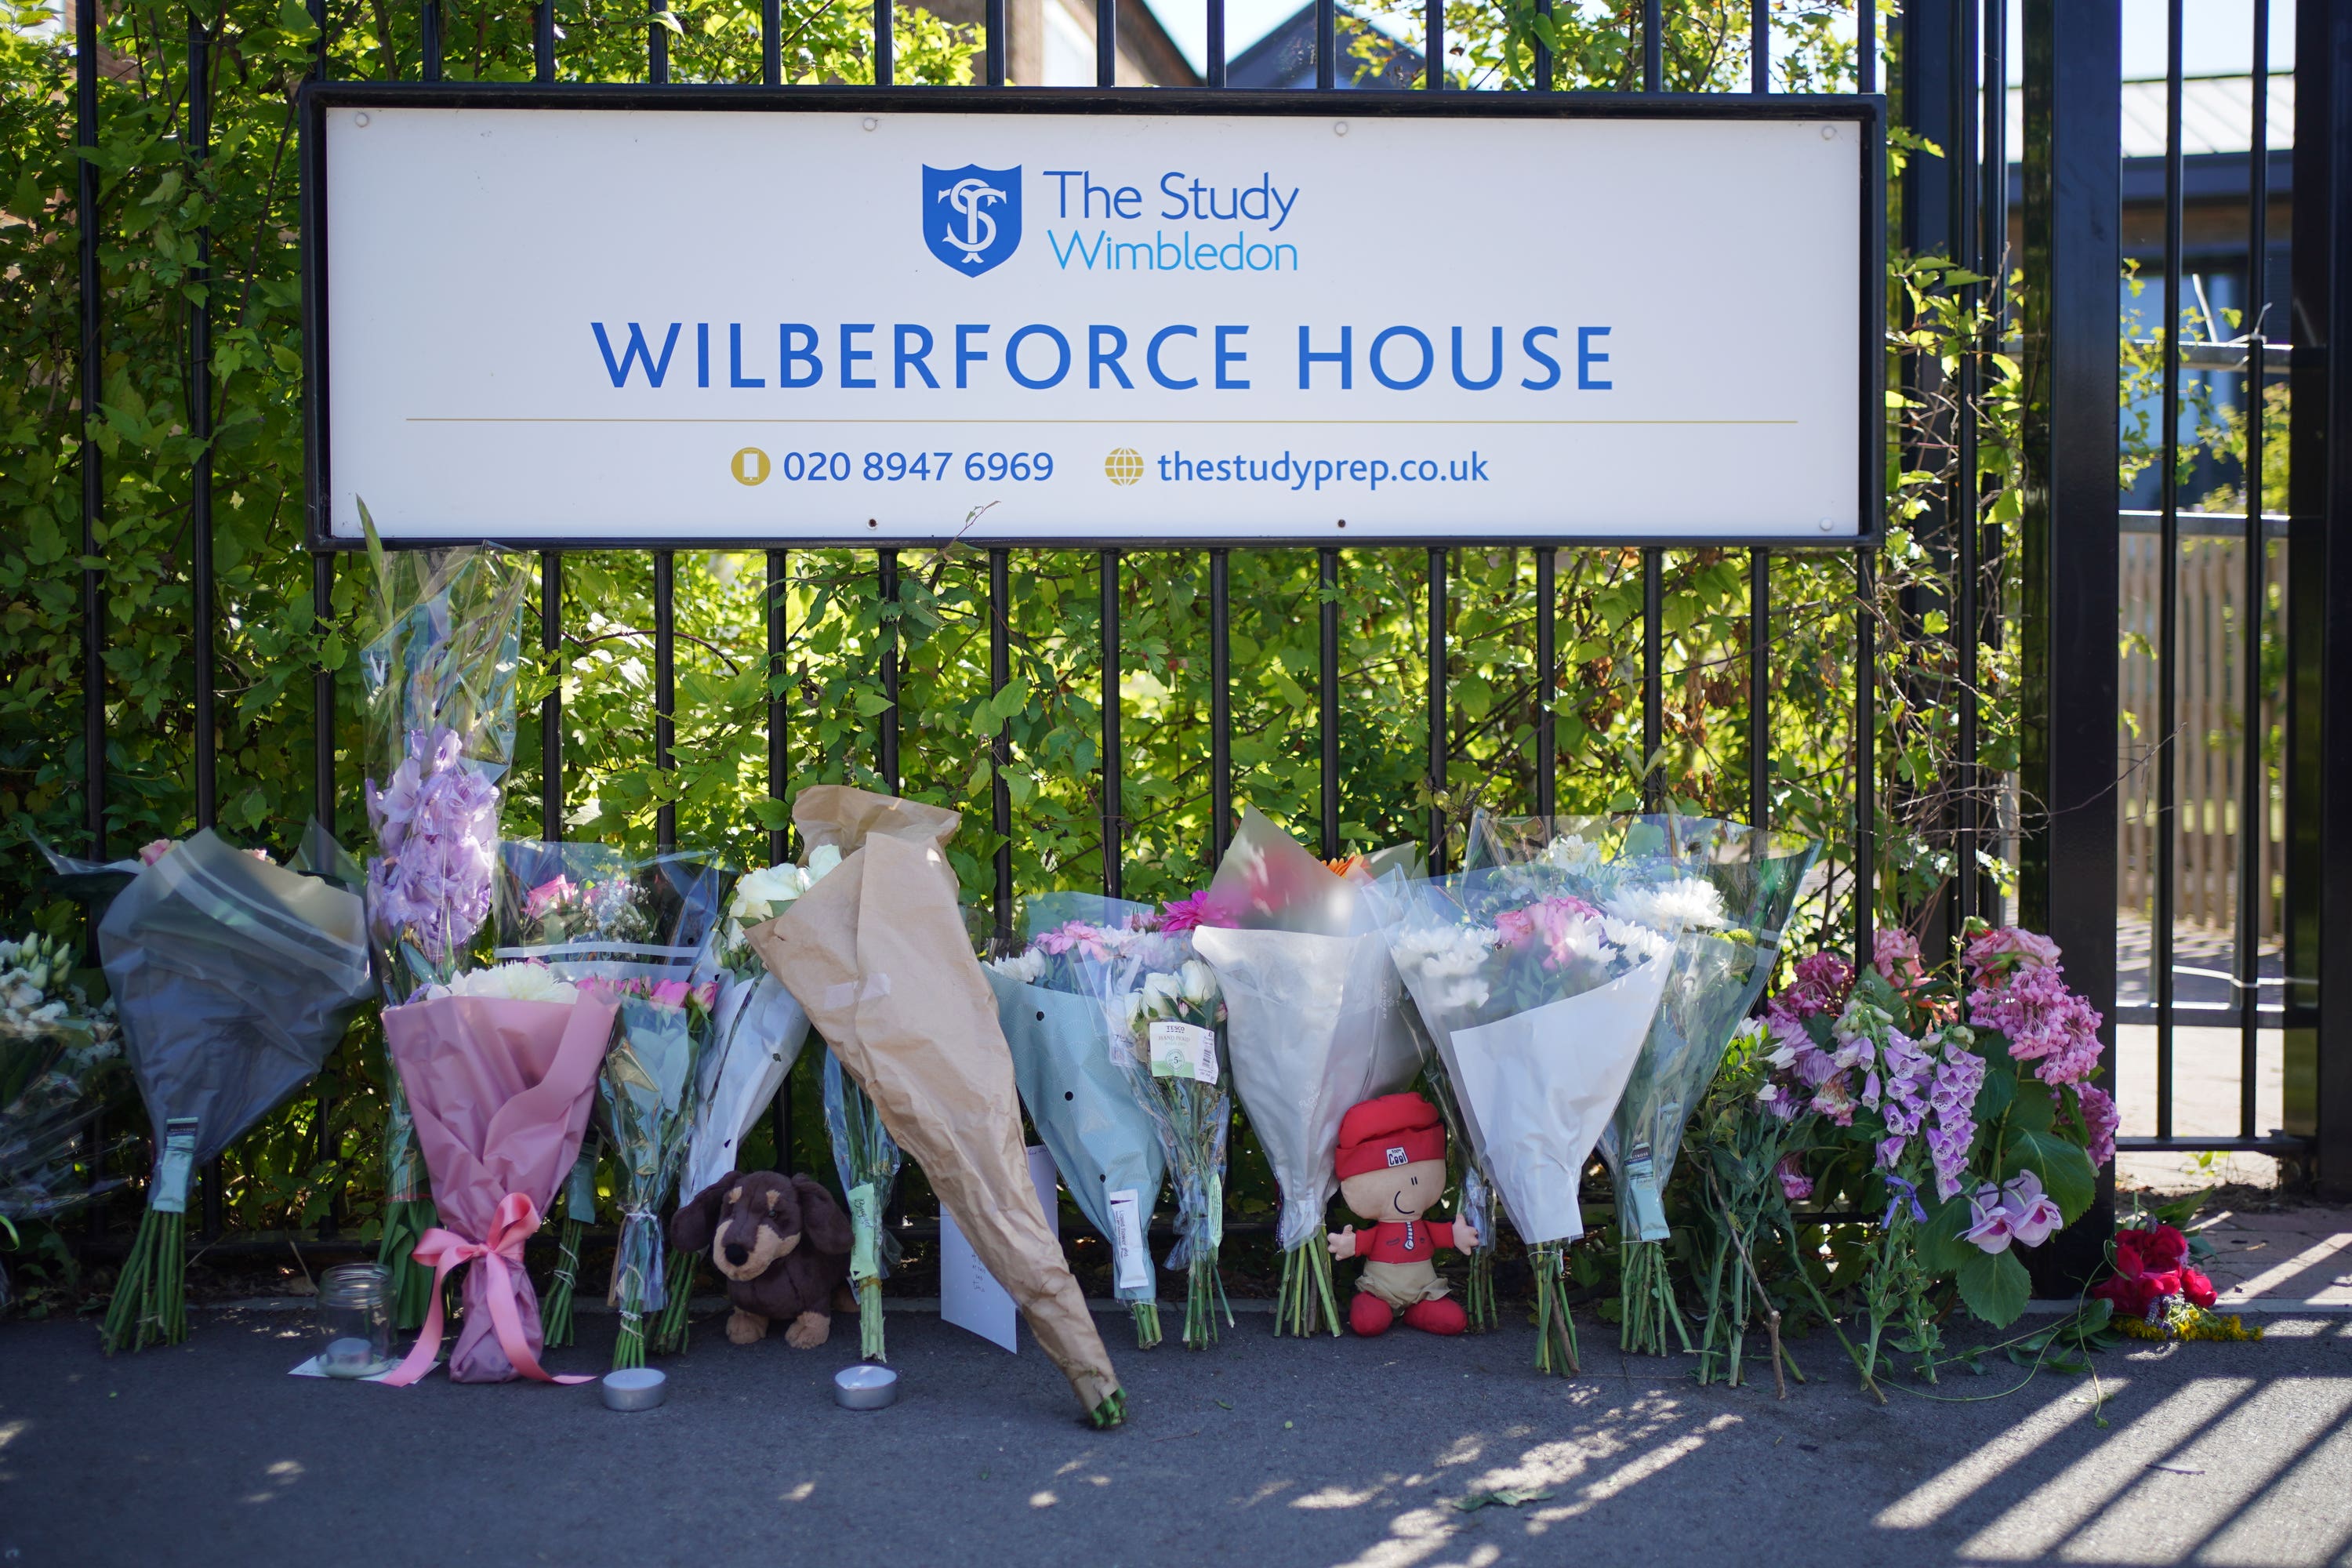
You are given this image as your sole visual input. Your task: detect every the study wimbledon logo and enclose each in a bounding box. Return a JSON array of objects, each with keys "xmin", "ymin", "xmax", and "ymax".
[{"xmin": 924, "ymin": 165, "xmax": 1022, "ymax": 277}]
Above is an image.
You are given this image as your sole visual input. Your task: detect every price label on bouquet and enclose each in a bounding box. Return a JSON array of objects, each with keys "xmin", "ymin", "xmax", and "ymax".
[
  {"xmin": 846, "ymin": 1182, "xmax": 880, "ymax": 1282},
  {"xmin": 1148, "ymin": 1021, "xmax": 1219, "ymax": 1087}
]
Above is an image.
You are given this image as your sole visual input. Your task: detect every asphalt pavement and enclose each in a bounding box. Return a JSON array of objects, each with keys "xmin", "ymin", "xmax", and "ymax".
[{"xmin": 2, "ymin": 1302, "xmax": 2348, "ymax": 1566}]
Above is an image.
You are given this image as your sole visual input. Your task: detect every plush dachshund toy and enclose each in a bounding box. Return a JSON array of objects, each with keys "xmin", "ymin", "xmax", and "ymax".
[{"xmin": 669, "ymin": 1171, "xmax": 856, "ymax": 1348}]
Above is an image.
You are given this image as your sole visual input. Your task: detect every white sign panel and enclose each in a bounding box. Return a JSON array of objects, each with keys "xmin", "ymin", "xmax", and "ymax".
[{"xmin": 316, "ymin": 102, "xmax": 1868, "ymax": 543}]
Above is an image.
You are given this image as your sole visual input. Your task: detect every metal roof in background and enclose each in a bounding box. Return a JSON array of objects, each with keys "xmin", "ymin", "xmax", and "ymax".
[{"xmin": 2005, "ymin": 73, "xmax": 2295, "ymax": 161}]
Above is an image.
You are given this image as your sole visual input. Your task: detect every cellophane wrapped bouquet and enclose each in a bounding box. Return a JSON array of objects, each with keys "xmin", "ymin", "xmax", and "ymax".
[
  {"xmin": 495, "ymin": 844, "xmax": 735, "ymax": 1367},
  {"xmin": 987, "ymin": 895, "xmax": 1168, "ymax": 1348},
  {"xmin": 1377, "ymin": 866, "xmax": 1682, "ymax": 1374},
  {"xmin": 822, "ymin": 1044, "xmax": 902, "ymax": 1361},
  {"xmin": 1465, "ymin": 813, "xmax": 1820, "ymax": 1356},
  {"xmin": 653, "ymin": 847, "xmax": 839, "ymax": 1353},
  {"xmin": 358, "ymin": 531, "xmax": 531, "ymax": 1328},
  {"xmin": 1183, "ymin": 807, "xmax": 1427, "ymax": 1338},
  {"xmin": 1106, "ymin": 927, "xmax": 1232, "ymax": 1351},
  {"xmin": 97, "ymin": 833, "xmax": 372, "ymax": 1351},
  {"xmin": 0, "ymin": 933, "xmax": 124, "ymax": 1308}
]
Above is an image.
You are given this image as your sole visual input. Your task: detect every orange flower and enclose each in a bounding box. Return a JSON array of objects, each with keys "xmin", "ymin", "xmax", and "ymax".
[{"xmin": 1325, "ymin": 855, "xmax": 1365, "ymax": 877}]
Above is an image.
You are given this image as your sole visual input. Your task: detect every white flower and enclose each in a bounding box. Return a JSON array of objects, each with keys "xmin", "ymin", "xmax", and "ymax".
[
  {"xmin": 1605, "ymin": 878, "xmax": 1729, "ymax": 934},
  {"xmin": 731, "ymin": 862, "xmax": 811, "ymax": 922},
  {"xmin": 1392, "ymin": 924, "xmax": 1496, "ymax": 1013},
  {"xmin": 808, "ymin": 844, "xmax": 844, "ymax": 880},
  {"xmin": 1599, "ymin": 916, "xmax": 1671, "ymax": 964},
  {"xmin": 431, "ymin": 961, "xmax": 579, "ymax": 1005},
  {"xmin": 1537, "ymin": 834, "xmax": 1603, "ymax": 875},
  {"xmin": 1177, "ymin": 959, "xmax": 1219, "ymax": 1008},
  {"xmin": 1140, "ymin": 971, "xmax": 1184, "ymax": 1019},
  {"xmin": 987, "ymin": 948, "xmax": 1047, "ymax": 984}
]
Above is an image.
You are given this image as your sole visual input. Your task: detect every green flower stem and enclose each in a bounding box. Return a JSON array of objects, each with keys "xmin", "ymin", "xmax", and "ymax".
[
  {"xmin": 858, "ymin": 1276, "xmax": 885, "ymax": 1362},
  {"xmin": 1275, "ymin": 1242, "xmax": 1341, "ymax": 1338},
  {"xmin": 378, "ymin": 1196, "xmax": 441, "ymax": 1333},
  {"xmin": 101, "ymin": 1207, "xmax": 187, "ymax": 1353},
  {"xmin": 542, "ymin": 1217, "xmax": 586, "ymax": 1348},
  {"xmin": 1618, "ymin": 1239, "xmax": 1692, "ymax": 1357},
  {"xmin": 651, "ymin": 1246, "xmax": 699, "ymax": 1355},
  {"xmin": 1130, "ymin": 1298, "xmax": 1162, "ymax": 1349},
  {"xmin": 613, "ymin": 1275, "xmax": 648, "ymax": 1370},
  {"xmin": 1464, "ymin": 1246, "xmax": 1497, "ymax": 1334},
  {"xmin": 1088, "ymin": 1388, "xmax": 1127, "ymax": 1428},
  {"xmin": 1530, "ymin": 1241, "xmax": 1580, "ymax": 1376}
]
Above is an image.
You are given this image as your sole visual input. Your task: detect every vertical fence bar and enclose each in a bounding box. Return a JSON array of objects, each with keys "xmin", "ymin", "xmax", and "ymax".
[
  {"xmin": 1427, "ymin": 546, "xmax": 1446, "ymax": 869},
  {"xmin": 649, "ymin": 0, "xmax": 668, "ymax": 82},
  {"xmin": 874, "ymin": 0, "xmax": 893, "ymax": 83},
  {"xmin": 767, "ymin": 550, "xmax": 789, "ymax": 864},
  {"xmin": 421, "ymin": 0, "xmax": 441, "ymax": 79},
  {"xmin": 1535, "ymin": 550, "xmax": 1556, "ymax": 819},
  {"xmin": 1857, "ymin": 0, "xmax": 1875, "ymax": 96},
  {"xmin": 990, "ymin": 548, "xmax": 1012, "ymax": 938},
  {"xmin": 1207, "ymin": 0, "xmax": 1225, "ymax": 86},
  {"xmin": 2019, "ymin": 0, "xmax": 2122, "ymax": 1247},
  {"xmin": 1641, "ymin": 548, "xmax": 1662, "ymax": 809},
  {"xmin": 1095, "ymin": 0, "xmax": 1114, "ymax": 85},
  {"xmin": 1534, "ymin": 0, "xmax": 1551, "ymax": 92},
  {"xmin": 189, "ymin": 7, "xmax": 223, "ymax": 1238},
  {"xmin": 1749, "ymin": 0, "xmax": 1766, "ymax": 92},
  {"xmin": 1749, "ymin": 550, "xmax": 1769, "ymax": 831},
  {"xmin": 1425, "ymin": 0, "xmax": 1443, "ymax": 89},
  {"xmin": 1213, "ymin": 549, "xmax": 1236, "ymax": 864},
  {"xmin": 541, "ymin": 555, "xmax": 563, "ymax": 840},
  {"xmin": 767, "ymin": 547, "xmax": 792, "ymax": 1170},
  {"xmin": 2283, "ymin": 0, "xmax": 2352, "ymax": 1193},
  {"xmin": 1316, "ymin": 547, "xmax": 1337, "ymax": 858},
  {"xmin": 535, "ymin": 0, "xmax": 554, "ymax": 78},
  {"xmin": 1954, "ymin": 0, "xmax": 1981, "ymax": 931},
  {"xmin": 654, "ymin": 552, "xmax": 676, "ymax": 850},
  {"xmin": 985, "ymin": 0, "xmax": 1004, "ymax": 85},
  {"xmin": 1316, "ymin": 0, "xmax": 1334, "ymax": 90},
  {"xmin": 764, "ymin": 0, "xmax": 782, "ymax": 82},
  {"xmin": 1100, "ymin": 551, "xmax": 1121, "ymax": 895},
  {"xmin": 2238, "ymin": 0, "xmax": 2269, "ymax": 1137},
  {"xmin": 878, "ymin": 550, "xmax": 900, "ymax": 796},
  {"xmin": 77, "ymin": 0, "xmax": 103, "ymax": 859},
  {"xmin": 1857, "ymin": 551, "xmax": 1876, "ymax": 967},
  {"xmin": 1642, "ymin": 0, "xmax": 1661, "ymax": 91},
  {"xmin": 2153, "ymin": 0, "xmax": 2183, "ymax": 1138}
]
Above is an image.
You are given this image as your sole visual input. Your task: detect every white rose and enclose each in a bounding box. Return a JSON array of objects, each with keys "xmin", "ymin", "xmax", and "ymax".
[{"xmin": 1178, "ymin": 959, "xmax": 1218, "ymax": 1007}]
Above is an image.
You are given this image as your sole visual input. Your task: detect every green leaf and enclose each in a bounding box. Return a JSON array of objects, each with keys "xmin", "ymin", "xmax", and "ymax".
[
  {"xmin": 1919, "ymin": 1191, "xmax": 1978, "ymax": 1272},
  {"xmin": 1955, "ymin": 1247, "xmax": 2031, "ymax": 1329},
  {"xmin": 2007, "ymin": 1076, "xmax": 2059, "ymax": 1134},
  {"xmin": 852, "ymin": 689, "xmax": 894, "ymax": 717},
  {"xmin": 2004, "ymin": 1129, "xmax": 2096, "ymax": 1222},
  {"xmin": 750, "ymin": 798, "xmax": 793, "ymax": 831}
]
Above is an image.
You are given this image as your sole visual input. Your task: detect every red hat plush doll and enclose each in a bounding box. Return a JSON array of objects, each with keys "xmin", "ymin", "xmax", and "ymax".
[{"xmin": 1327, "ymin": 1092, "xmax": 1479, "ymax": 1337}]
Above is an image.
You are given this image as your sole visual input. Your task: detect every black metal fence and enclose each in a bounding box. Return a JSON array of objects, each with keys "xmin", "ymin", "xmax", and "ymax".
[{"xmin": 60, "ymin": 0, "xmax": 2352, "ymax": 1250}]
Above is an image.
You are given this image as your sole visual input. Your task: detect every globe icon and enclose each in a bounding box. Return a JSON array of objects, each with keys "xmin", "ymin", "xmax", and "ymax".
[{"xmin": 1104, "ymin": 448, "xmax": 1145, "ymax": 486}]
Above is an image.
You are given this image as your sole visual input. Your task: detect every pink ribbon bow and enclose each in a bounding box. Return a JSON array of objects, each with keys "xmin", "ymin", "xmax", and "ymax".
[{"xmin": 382, "ymin": 1192, "xmax": 590, "ymax": 1388}]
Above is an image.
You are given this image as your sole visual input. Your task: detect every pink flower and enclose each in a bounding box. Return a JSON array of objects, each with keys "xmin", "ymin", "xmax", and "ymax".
[
  {"xmin": 1962, "ymin": 1186, "xmax": 2016, "ymax": 1252},
  {"xmin": 138, "ymin": 838, "xmax": 176, "ymax": 866},
  {"xmin": 1768, "ymin": 950, "xmax": 1855, "ymax": 1029},
  {"xmin": 1875, "ymin": 1134, "xmax": 1907, "ymax": 1171},
  {"xmin": 648, "ymin": 979, "xmax": 691, "ymax": 1010},
  {"xmin": 1157, "ymin": 890, "xmax": 1239, "ymax": 935},
  {"xmin": 524, "ymin": 875, "xmax": 579, "ymax": 921},
  {"xmin": 1972, "ymin": 963, "xmax": 2103, "ymax": 1086},
  {"xmin": 1775, "ymin": 1156, "xmax": 1813, "ymax": 1202},
  {"xmin": 1964, "ymin": 926, "xmax": 2063, "ymax": 984},
  {"xmin": 1495, "ymin": 896, "xmax": 1606, "ymax": 971},
  {"xmin": 1961, "ymin": 1171, "xmax": 2066, "ymax": 1254},
  {"xmin": 1875, "ymin": 927, "xmax": 1929, "ymax": 993},
  {"xmin": 1811, "ymin": 1077, "xmax": 1857, "ymax": 1127},
  {"xmin": 1035, "ymin": 920, "xmax": 1117, "ymax": 960}
]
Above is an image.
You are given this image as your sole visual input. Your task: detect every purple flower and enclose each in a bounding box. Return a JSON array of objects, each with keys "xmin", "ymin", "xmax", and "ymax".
[
  {"xmin": 1776, "ymin": 1156, "xmax": 1813, "ymax": 1202},
  {"xmin": 365, "ymin": 724, "xmax": 499, "ymax": 967},
  {"xmin": 1926, "ymin": 1120, "xmax": 1975, "ymax": 1202},
  {"xmin": 1962, "ymin": 1171, "xmax": 2064, "ymax": 1253},
  {"xmin": 2076, "ymin": 1082, "xmax": 2120, "ymax": 1169},
  {"xmin": 1971, "ymin": 963, "xmax": 2104, "ymax": 1086},
  {"xmin": 1875, "ymin": 1134, "xmax": 1908, "ymax": 1171}
]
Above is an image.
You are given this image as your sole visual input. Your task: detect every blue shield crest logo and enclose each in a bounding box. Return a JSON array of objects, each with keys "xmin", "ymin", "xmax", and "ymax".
[{"xmin": 923, "ymin": 165, "xmax": 1022, "ymax": 277}]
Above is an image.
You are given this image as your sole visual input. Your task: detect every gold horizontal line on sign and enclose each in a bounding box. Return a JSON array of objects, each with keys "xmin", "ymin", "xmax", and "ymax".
[{"xmin": 406, "ymin": 416, "xmax": 1800, "ymax": 426}]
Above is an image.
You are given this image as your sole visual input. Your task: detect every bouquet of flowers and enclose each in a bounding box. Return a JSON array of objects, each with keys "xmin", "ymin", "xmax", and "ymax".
[
  {"xmin": 1184, "ymin": 806, "xmax": 1425, "ymax": 1338},
  {"xmin": 1755, "ymin": 923, "xmax": 2117, "ymax": 1395},
  {"xmin": 822, "ymin": 1044, "xmax": 901, "ymax": 1360},
  {"xmin": 0, "ymin": 932, "xmax": 125, "ymax": 1308},
  {"xmin": 988, "ymin": 895, "xmax": 1168, "ymax": 1348},
  {"xmin": 358, "ymin": 535, "xmax": 531, "ymax": 1328},
  {"xmin": 378, "ymin": 962, "xmax": 616, "ymax": 1385},
  {"xmin": 1378, "ymin": 868, "xmax": 1682, "ymax": 1374},
  {"xmin": 747, "ymin": 786, "xmax": 1122, "ymax": 1425},
  {"xmin": 1464, "ymin": 813, "xmax": 1821, "ymax": 1355},
  {"xmin": 2095, "ymin": 1224, "xmax": 2257, "ymax": 1342},
  {"xmin": 96, "ymin": 831, "xmax": 372, "ymax": 1352},
  {"xmin": 1107, "ymin": 927, "xmax": 1232, "ymax": 1351},
  {"xmin": 495, "ymin": 845, "xmax": 735, "ymax": 1367},
  {"xmin": 653, "ymin": 850, "xmax": 839, "ymax": 1352}
]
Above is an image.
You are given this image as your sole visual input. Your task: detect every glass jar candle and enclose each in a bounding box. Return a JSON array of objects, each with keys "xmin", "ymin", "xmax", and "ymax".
[{"xmin": 314, "ymin": 1262, "xmax": 394, "ymax": 1378}]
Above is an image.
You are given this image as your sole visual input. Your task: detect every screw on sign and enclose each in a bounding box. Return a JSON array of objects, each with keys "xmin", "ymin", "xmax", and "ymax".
[{"xmin": 1104, "ymin": 448, "xmax": 1145, "ymax": 486}]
